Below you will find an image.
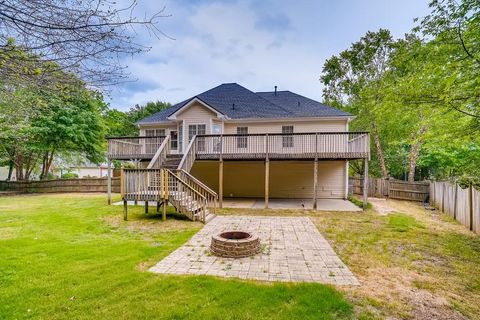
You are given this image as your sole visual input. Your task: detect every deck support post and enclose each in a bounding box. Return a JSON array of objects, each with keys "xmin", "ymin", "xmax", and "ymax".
[
  {"xmin": 313, "ymin": 159, "xmax": 318, "ymax": 210},
  {"xmin": 219, "ymin": 160, "xmax": 224, "ymax": 208},
  {"xmin": 145, "ymin": 201, "xmax": 149, "ymax": 214},
  {"xmin": 107, "ymin": 159, "xmax": 112, "ymax": 205},
  {"xmin": 163, "ymin": 169, "xmax": 168, "ymax": 221},
  {"xmin": 162, "ymin": 200, "xmax": 167, "ymax": 221},
  {"xmin": 363, "ymin": 159, "xmax": 369, "ymax": 210},
  {"xmin": 123, "ymin": 200, "xmax": 128, "ymax": 220},
  {"xmin": 265, "ymin": 159, "xmax": 270, "ymax": 209}
]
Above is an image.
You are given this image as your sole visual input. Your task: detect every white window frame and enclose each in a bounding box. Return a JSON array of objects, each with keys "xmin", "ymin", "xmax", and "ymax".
[
  {"xmin": 237, "ymin": 126, "xmax": 248, "ymax": 149},
  {"xmin": 282, "ymin": 125, "xmax": 294, "ymax": 148}
]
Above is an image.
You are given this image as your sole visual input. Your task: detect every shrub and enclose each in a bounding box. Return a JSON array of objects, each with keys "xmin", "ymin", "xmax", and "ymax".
[{"xmin": 61, "ymin": 172, "xmax": 79, "ymax": 179}]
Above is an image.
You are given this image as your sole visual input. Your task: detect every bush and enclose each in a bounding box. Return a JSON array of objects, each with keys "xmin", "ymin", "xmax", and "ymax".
[
  {"xmin": 46, "ymin": 172, "xmax": 57, "ymax": 180},
  {"xmin": 61, "ymin": 172, "xmax": 79, "ymax": 179}
]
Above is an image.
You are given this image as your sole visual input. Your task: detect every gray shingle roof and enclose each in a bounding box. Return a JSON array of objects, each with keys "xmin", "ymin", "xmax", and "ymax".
[
  {"xmin": 136, "ymin": 83, "xmax": 351, "ymax": 124},
  {"xmin": 256, "ymin": 90, "xmax": 351, "ymax": 117}
]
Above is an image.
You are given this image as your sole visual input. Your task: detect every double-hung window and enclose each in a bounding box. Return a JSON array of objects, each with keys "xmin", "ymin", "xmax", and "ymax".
[
  {"xmin": 236, "ymin": 127, "xmax": 248, "ymax": 149},
  {"xmin": 145, "ymin": 129, "xmax": 166, "ymax": 153},
  {"xmin": 282, "ymin": 125, "xmax": 294, "ymax": 148},
  {"xmin": 188, "ymin": 124, "xmax": 206, "ymax": 151}
]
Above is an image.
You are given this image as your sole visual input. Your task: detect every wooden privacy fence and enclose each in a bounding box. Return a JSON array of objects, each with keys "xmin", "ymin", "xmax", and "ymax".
[
  {"xmin": 430, "ymin": 181, "xmax": 480, "ymax": 234},
  {"xmin": 0, "ymin": 177, "xmax": 120, "ymax": 193},
  {"xmin": 349, "ymin": 177, "xmax": 430, "ymax": 201}
]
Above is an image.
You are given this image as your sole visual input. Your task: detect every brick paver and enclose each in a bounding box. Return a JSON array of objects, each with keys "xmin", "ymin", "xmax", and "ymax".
[{"xmin": 149, "ymin": 216, "xmax": 359, "ymax": 285}]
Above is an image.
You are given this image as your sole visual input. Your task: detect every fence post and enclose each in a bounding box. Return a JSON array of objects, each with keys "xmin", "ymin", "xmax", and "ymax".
[
  {"xmin": 453, "ymin": 183, "xmax": 458, "ymax": 219},
  {"xmin": 442, "ymin": 183, "xmax": 445, "ymax": 212},
  {"xmin": 107, "ymin": 159, "xmax": 112, "ymax": 205},
  {"xmin": 363, "ymin": 159, "xmax": 368, "ymax": 210},
  {"xmin": 120, "ymin": 169, "xmax": 124, "ymax": 199},
  {"xmin": 470, "ymin": 183, "xmax": 474, "ymax": 231}
]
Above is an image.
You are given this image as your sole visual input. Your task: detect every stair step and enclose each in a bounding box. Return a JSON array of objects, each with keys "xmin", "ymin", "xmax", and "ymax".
[{"xmin": 166, "ymin": 154, "xmax": 183, "ymax": 159}]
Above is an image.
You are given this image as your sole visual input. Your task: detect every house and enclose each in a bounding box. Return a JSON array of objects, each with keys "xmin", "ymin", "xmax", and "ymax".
[{"xmin": 107, "ymin": 83, "xmax": 370, "ymax": 222}]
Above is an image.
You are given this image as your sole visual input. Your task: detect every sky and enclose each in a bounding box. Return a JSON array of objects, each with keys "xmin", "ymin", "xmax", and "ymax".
[{"xmin": 109, "ymin": 0, "xmax": 431, "ymax": 110}]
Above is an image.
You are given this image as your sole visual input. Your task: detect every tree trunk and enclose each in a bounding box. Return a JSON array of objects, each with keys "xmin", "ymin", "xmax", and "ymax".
[
  {"xmin": 7, "ymin": 160, "xmax": 13, "ymax": 181},
  {"xmin": 15, "ymin": 153, "xmax": 24, "ymax": 181},
  {"xmin": 40, "ymin": 151, "xmax": 52, "ymax": 180},
  {"xmin": 371, "ymin": 121, "xmax": 388, "ymax": 178},
  {"xmin": 24, "ymin": 152, "xmax": 37, "ymax": 181},
  {"xmin": 41, "ymin": 150, "xmax": 55, "ymax": 179},
  {"xmin": 407, "ymin": 125, "xmax": 428, "ymax": 183}
]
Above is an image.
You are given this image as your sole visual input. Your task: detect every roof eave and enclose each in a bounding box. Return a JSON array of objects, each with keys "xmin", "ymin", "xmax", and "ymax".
[{"xmin": 224, "ymin": 115, "xmax": 353, "ymax": 122}]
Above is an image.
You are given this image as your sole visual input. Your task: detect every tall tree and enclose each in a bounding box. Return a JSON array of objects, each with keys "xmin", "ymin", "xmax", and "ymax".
[
  {"xmin": 103, "ymin": 101, "xmax": 171, "ymax": 137},
  {"xmin": 0, "ymin": 0, "xmax": 169, "ymax": 87},
  {"xmin": 321, "ymin": 29, "xmax": 395, "ymax": 178}
]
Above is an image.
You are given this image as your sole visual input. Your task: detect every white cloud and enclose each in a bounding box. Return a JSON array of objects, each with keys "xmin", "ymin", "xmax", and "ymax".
[{"xmin": 109, "ymin": 0, "xmax": 430, "ymax": 110}]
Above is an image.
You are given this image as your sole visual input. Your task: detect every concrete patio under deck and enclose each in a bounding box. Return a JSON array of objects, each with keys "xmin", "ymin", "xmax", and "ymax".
[
  {"xmin": 114, "ymin": 198, "xmax": 361, "ymax": 211},
  {"xmin": 222, "ymin": 198, "xmax": 361, "ymax": 211}
]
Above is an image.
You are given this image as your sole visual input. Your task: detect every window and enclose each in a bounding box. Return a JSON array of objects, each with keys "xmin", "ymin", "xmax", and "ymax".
[
  {"xmin": 188, "ymin": 124, "xmax": 206, "ymax": 141},
  {"xmin": 178, "ymin": 124, "xmax": 183, "ymax": 153},
  {"xmin": 145, "ymin": 129, "xmax": 165, "ymax": 136},
  {"xmin": 237, "ymin": 127, "xmax": 248, "ymax": 149},
  {"xmin": 170, "ymin": 131, "xmax": 178, "ymax": 150},
  {"xmin": 145, "ymin": 129, "xmax": 166, "ymax": 154},
  {"xmin": 282, "ymin": 125, "xmax": 294, "ymax": 148},
  {"xmin": 188, "ymin": 124, "xmax": 206, "ymax": 151}
]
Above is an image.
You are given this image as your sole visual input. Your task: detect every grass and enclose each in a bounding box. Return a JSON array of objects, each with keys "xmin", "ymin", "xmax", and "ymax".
[
  {"xmin": 312, "ymin": 202, "xmax": 480, "ymax": 319},
  {"xmin": 0, "ymin": 194, "xmax": 352, "ymax": 320},
  {"xmin": 2, "ymin": 194, "xmax": 479, "ymax": 319},
  {"xmin": 219, "ymin": 200, "xmax": 480, "ymax": 319}
]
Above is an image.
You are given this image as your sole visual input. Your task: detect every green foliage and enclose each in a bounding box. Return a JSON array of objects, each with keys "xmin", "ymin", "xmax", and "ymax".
[
  {"xmin": 103, "ymin": 101, "xmax": 171, "ymax": 137},
  {"xmin": 0, "ymin": 45, "xmax": 107, "ymax": 180},
  {"xmin": 321, "ymin": 0, "xmax": 480, "ymax": 181},
  {"xmin": 61, "ymin": 172, "xmax": 79, "ymax": 179},
  {"xmin": 348, "ymin": 195, "xmax": 372, "ymax": 209}
]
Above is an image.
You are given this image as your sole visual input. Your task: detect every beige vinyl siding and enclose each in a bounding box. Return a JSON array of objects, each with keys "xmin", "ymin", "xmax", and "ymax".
[
  {"xmin": 190, "ymin": 160, "xmax": 346, "ymax": 199},
  {"xmin": 175, "ymin": 102, "xmax": 216, "ymax": 133},
  {"xmin": 176, "ymin": 102, "xmax": 218, "ymax": 149},
  {"xmin": 223, "ymin": 120, "xmax": 347, "ymax": 134}
]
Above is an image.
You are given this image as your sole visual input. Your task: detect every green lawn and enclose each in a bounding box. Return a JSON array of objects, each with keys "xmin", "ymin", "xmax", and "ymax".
[{"xmin": 0, "ymin": 194, "xmax": 352, "ymax": 320}]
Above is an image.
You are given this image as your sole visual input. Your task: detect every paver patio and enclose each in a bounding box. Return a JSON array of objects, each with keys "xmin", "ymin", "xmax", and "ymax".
[{"xmin": 149, "ymin": 216, "xmax": 359, "ymax": 285}]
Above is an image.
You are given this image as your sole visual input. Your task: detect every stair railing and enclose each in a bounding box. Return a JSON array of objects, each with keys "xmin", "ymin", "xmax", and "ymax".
[
  {"xmin": 147, "ymin": 135, "xmax": 171, "ymax": 169},
  {"xmin": 165, "ymin": 169, "xmax": 207, "ymax": 222},
  {"xmin": 176, "ymin": 169, "xmax": 218, "ymax": 214},
  {"xmin": 177, "ymin": 135, "xmax": 197, "ymax": 172}
]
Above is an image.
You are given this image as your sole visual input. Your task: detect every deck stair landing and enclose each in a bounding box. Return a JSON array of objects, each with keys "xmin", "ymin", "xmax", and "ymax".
[
  {"xmin": 162, "ymin": 154, "xmax": 182, "ymax": 170},
  {"xmin": 121, "ymin": 167, "xmax": 218, "ymax": 223}
]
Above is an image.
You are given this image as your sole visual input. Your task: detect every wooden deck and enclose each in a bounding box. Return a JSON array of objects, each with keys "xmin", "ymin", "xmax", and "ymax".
[
  {"xmin": 107, "ymin": 135, "xmax": 166, "ymax": 160},
  {"xmin": 108, "ymin": 132, "xmax": 370, "ymax": 162}
]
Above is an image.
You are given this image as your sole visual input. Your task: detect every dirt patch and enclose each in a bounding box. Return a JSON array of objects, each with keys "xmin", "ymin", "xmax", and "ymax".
[
  {"xmin": 348, "ymin": 267, "xmax": 466, "ymax": 320},
  {"xmin": 369, "ymin": 198, "xmax": 396, "ymax": 215}
]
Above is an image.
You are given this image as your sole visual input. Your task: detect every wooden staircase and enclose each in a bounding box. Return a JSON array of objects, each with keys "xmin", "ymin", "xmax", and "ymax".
[
  {"xmin": 122, "ymin": 137, "xmax": 218, "ymax": 223},
  {"xmin": 164, "ymin": 169, "xmax": 217, "ymax": 223}
]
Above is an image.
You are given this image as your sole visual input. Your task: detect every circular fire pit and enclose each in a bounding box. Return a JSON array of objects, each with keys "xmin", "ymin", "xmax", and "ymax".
[{"xmin": 210, "ymin": 231, "xmax": 261, "ymax": 258}]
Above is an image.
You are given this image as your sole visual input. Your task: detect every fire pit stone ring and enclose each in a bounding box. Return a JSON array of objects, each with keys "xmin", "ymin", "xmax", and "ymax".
[{"xmin": 210, "ymin": 231, "xmax": 261, "ymax": 258}]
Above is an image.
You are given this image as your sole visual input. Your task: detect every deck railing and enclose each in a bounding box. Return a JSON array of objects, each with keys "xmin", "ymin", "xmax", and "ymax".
[
  {"xmin": 122, "ymin": 168, "xmax": 163, "ymax": 201},
  {"xmin": 195, "ymin": 132, "xmax": 370, "ymax": 160},
  {"xmin": 176, "ymin": 169, "xmax": 218, "ymax": 214},
  {"xmin": 177, "ymin": 136, "xmax": 197, "ymax": 172},
  {"xmin": 107, "ymin": 136, "xmax": 166, "ymax": 160},
  {"xmin": 147, "ymin": 135, "xmax": 170, "ymax": 169}
]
